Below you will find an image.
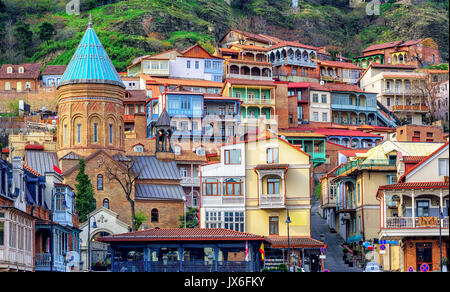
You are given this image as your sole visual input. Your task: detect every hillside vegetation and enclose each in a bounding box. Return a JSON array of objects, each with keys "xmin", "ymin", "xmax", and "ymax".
[{"xmin": 0, "ymin": 0, "xmax": 448, "ymax": 72}]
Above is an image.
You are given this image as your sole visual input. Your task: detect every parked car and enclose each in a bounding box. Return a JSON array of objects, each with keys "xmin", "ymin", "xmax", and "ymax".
[{"xmin": 364, "ymin": 262, "xmax": 382, "ymax": 272}]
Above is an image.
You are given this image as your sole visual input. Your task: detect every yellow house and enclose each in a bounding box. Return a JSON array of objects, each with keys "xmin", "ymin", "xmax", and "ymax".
[{"xmin": 244, "ymin": 133, "xmax": 323, "ymax": 270}]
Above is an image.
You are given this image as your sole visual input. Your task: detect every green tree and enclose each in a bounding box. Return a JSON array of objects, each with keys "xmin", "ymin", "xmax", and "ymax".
[
  {"xmin": 74, "ymin": 159, "xmax": 96, "ymax": 223},
  {"xmin": 38, "ymin": 21, "xmax": 55, "ymax": 45},
  {"xmin": 134, "ymin": 211, "xmax": 148, "ymax": 231},
  {"xmin": 7, "ymin": 100, "xmax": 19, "ymax": 116},
  {"xmin": 179, "ymin": 207, "xmax": 199, "ymax": 228},
  {"xmin": 13, "ymin": 21, "xmax": 33, "ymax": 57}
]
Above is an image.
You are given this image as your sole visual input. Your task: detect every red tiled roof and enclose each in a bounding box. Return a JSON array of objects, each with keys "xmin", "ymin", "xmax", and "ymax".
[
  {"xmin": 338, "ymin": 149, "xmax": 369, "ymax": 157},
  {"xmin": 98, "ymin": 228, "xmax": 267, "ymax": 242},
  {"xmin": 318, "ymin": 60, "xmax": 362, "ymax": 70},
  {"xmin": 370, "ymin": 64, "xmax": 417, "ymax": 70},
  {"xmin": 270, "ymin": 40, "xmax": 318, "ymax": 51},
  {"xmin": 288, "ymin": 82, "xmax": 329, "ymax": 91},
  {"xmin": 226, "ymin": 78, "xmax": 276, "ymax": 87},
  {"xmin": 124, "ymin": 89, "xmax": 147, "ymax": 102},
  {"xmin": 265, "ymin": 236, "xmax": 324, "ymax": 248},
  {"xmin": 402, "ymin": 156, "xmax": 427, "ymax": 163},
  {"xmin": 23, "ymin": 163, "xmax": 41, "ymax": 176},
  {"xmin": 324, "ymin": 83, "xmax": 369, "ymax": 93},
  {"xmin": 361, "ymin": 40, "xmax": 425, "ymax": 53},
  {"xmin": 378, "ymin": 181, "xmax": 449, "ymax": 190},
  {"xmin": 41, "ymin": 65, "xmax": 67, "ymax": 76},
  {"xmin": 0, "ymin": 63, "xmax": 42, "ymax": 79},
  {"xmin": 314, "ymin": 128, "xmax": 381, "ymax": 138},
  {"xmin": 219, "ymin": 48, "xmax": 239, "ymax": 54}
]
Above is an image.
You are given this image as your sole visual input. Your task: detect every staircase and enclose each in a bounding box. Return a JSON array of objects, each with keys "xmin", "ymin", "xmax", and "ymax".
[{"xmin": 376, "ymin": 101, "xmax": 402, "ymax": 127}]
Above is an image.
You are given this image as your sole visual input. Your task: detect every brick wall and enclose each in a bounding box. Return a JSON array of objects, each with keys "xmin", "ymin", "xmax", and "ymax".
[
  {"xmin": 404, "ymin": 238, "xmax": 449, "ymax": 271},
  {"xmin": 0, "ymin": 86, "xmax": 58, "ymax": 112},
  {"xmin": 396, "ymin": 124, "xmax": 446, "ymax": 142}
]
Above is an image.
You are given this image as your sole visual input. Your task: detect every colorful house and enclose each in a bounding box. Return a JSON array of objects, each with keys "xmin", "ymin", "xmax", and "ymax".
[
  {"xmin": 41, "ymin": 65, "xmax": 67, "ymax": 87},
  {"xmin": 126, "ymin": 49, "xmax": 181, "ymax": 77},
  {"xmin": 377, "ymin": 142, "xmax": 449, "ymax": 272},
  {"xmin": 0, "ymin": 63, "xmax": 42, "ymax": 91},
  {"xmin": 318, "ymin": 60, "xmax": 363, "ymax": 84},
  {"xmin": 331, "ymin": 141, "xmax": 445, "ymax": 266},
  {"xmin": 269, "ymin": 41, "xmax": 320, "ymax": 82}
]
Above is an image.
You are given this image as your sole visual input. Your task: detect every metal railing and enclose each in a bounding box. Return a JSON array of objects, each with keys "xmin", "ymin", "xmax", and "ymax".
[
  {"xmin": 391, "ymin": 105, "xmax": 428, "ymax": 112},
  {"xmin": 385, "ymin": 216, "xmax": 449, "ymax": 229},
  {"xmin": 240, "ymin": 98, "xmax": 275, "ymax": 105},
  {"xmin": 259, "ymin": 194, "xmax": 285, "ymax": 208}
]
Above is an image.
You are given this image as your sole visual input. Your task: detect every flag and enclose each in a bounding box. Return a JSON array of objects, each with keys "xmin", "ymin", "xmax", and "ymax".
[
  {"xmin": 245, "ymin": 241, "xmax": 249, "ymax": 262},
  {"xmin": 259, "ymin": 243, "xmax": 265, "ymax": 261},
  {"xmin": 53, "ymin": 164, "xmax": 62, "ymax": 175}
]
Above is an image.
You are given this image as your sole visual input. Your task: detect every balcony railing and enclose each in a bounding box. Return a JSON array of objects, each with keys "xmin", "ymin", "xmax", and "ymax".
[
  {"xmin": 386, "ymin": 216, "xmax": 449, "ymax": 229},
  {"xmin": 272, "ymin": 58, "xmax": 317, "ymax": 68},
  {"xmin": 35, "ymin": 253, "xmax": 66, "ymax": 271},
  {"xmin": 202, "ymin": 195, "xmax": 245, "ymax": 206},
  {"xmin": 259, "ymin": 194, "xmax": 285, "ymax": 208},
  {"xmin": 391, "ymin": 105, "xmax": 428, "ymax": 112},
  {"xmin": 335, "ymin": 159, "xmax": 396, "ymax": 177},
  {"xmin": 227, "ymin": 73, "xmax": 272, "ymax": 81},
  {"xmin": 180, "ymin": 177, "xmax": 200, "ymax": 187},
  {"xmin": 240, "ymin": 98, "xmax": 275, "ymax": 105}
]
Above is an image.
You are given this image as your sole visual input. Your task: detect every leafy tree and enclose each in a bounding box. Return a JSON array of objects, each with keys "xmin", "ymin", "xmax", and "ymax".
[
  {"xmin": 38, "ymin": 21, "xmax": 55, "ymax": 45},
  {"xmin": 13, "ymin": 21, "xmax": 33, "ymax": 57},
  {"xmin": 179, "ymin": 207, "xmax": 199, "ymax": 228},
  {"xmin": 75, "ymin": 159, "xmax": 96, "ymax": 223},
  {"xmin": 7, "ymin": 100, "xmax": 19, "ymax": 116},
  {"xmin": 134, "ymin": 211, "xmax": 148, "ymax": 230}
]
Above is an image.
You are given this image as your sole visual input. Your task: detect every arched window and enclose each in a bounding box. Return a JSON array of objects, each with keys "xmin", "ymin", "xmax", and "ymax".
[
  {"xmin": 97, "ymin": 174, "xmax": 103, "ymax": 190},
  {"xmin": 103, "ymin": 198, "xmax": 109, "ymax": 209},
  {"xmin": 18, "ymin": 67, "xmax": 24, "ymax": 73},
  {"xmin": 7, "ymin": 66, "xmax": 12, "ymax": 73},
  {"xmin": 151, "ymin": 208, "xmax": 159, "ymax": 223}
]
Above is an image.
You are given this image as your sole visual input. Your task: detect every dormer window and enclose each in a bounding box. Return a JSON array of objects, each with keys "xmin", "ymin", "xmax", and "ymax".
[
  {"xmin": 7, "ymin": 67, "xmax": 12, "ymax": 74},
  {"xmin": 18, "ymin": 67, "xmax": 24, "ymax": 73},
  {"xmin": 133, "ymin": 144, "xmax": 144, "ymax": 153}
]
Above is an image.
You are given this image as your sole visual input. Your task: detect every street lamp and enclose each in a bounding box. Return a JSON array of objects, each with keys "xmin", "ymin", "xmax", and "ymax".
[
  {"xmin": 87, "ymin": 215, "xmax": 97, "ymax": 271},
  {"xmin": 286, "ymin": 208, "xmax": 291, "ymax": 272}
]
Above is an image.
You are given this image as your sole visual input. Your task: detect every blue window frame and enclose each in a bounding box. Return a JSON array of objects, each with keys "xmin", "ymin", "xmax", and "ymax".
[
  {"xmin": 187, "ymin": 60, "xmax": 191, "ymax": 69},
  {"xmin": 195, "ymin": 61, "xmax": 199, "ymax": 69}
]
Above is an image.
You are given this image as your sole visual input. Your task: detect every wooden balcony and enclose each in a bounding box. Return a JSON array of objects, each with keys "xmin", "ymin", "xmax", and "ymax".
[
  {"xmin": 391, "ymin": 105, "xmax": 428, "ymax": 112},
  {"xmin": 381, "ymin": 216, "xmax": 449, "ymax": 238}
]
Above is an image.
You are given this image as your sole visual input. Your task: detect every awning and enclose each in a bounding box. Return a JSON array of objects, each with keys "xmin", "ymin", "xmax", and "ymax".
[
  {"xmin": 346, "ymin": 234, "xmax": 362, "ymax": 244},
  {"xmin": 265, "ymin": 236, "xmax": 325, "ymax": 249}
]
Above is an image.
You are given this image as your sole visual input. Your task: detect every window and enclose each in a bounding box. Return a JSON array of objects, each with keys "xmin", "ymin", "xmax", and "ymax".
[
  {"xmin": 25, "ymin": 82, "xmax": 31, "ymax": 89},
  {"xmin": 0, "ymin": 222, "xmax": 4, "ymax": 246},
  {"xmin": 321, "ymin": 94, "xmax": 327, "ymax": 103},
  {"xmin": 322, "ymin": 112, "xmax": 328, "ymax": 122},
  {"xmin": 224, "ymin": 149, "xmax": 241, "ymax": 164},
  {"xmin": 5, "ymin": 81, "xmax": 10, "ymax": 90},
  {"xmin": 195, "ymin": 61, "xmax": 199, "ymax": 69},
  {"xmin": 133, "ymin": 145, "xmax": 144, "ymax": 152},
  {"xmin": 224, "ymin": 211, "xmax": 244, "ymax": 232},
  {"xmin": 64, "ymin": 125, "xmax": 67, "ymax": 144},
  {"xmin": 267, "ymin": 178, "xmax": 280, "ymax": 194},
  {"xmin": 269, "ymin": 216, "xmax": 279, "ymax": 235},
  {"xmin": 77, "ymin": 124, "xmax": 81, "ymax": 143},
  {"xmin": 103, "ymin": 198, "xmax": 109, "ymax": 209},
  {"xmin": 109, "ymin": 124, "xmax": 113, "ymax": 144},
  {"xmin": 151, "ymin": 209, "xmax": 159, "ymax": 223},
  {"xmin": 55, "ymin": 193, "xmax": 65, "ymax": 211},
  {"xmin": 426, "ymin": 132, "xmax": 433, "ymax": 137},
  {"xmin": 416, "ymin": 200, "xmax": 430, "ymax": 217},
  {"xmin": 7, "ymin": 66, "xmax": 12, "ymax": 73},
  {"xmin": 223, "ymin": 178, "xmax": 242, "ymax": 196},
  {"xmin": 187, "ymin": 60, "xmax": 191, "ymax": 69},
  {"xmin": 203, "ymin": 178, "xmax": 220, "ymax": 196},
  {"xmin": 18, "ymin": 67, "xmax": 24, "ymax": 73},
  {"xmin": 313, "ymin": 94, "xmax": 319, "ymax": 103},
  {"xmin": 235, "ymin": 91, "xmax": 241, "ymax": 99},
  {"xmin": 386, "ymin": 97, "xmax": 391, "ymax": 107},
  {"xmin": 357, "ymin": 183, "xmax": 361, "ymax": 203},
  {"xmin": 205, "ymin": 211, "xmax": 222, "ymax": 228},
  {"xmin": 205, "ymin": 60, "xmax": 211, "ymax": 69},
  {"xmin": 267, "ymin": 148, "xmax": 279, "ymax": 164},
  {"xmin": 93, "ymin": 123, "xmax": 98, "ymax": 143},
  {"xmin": 180, "ymin": 167, "xmax": 188, "ymax": 177},
  {"xmin": 97, "ymin": 174, "xmax": 103, "ymax": 190},
  {"xmin": 439, "ymin": 158, "xmax": 449, "ymax": 176},
  {"xmin": 289, "ymin": 114, "xmax": 293, "ymax": 124},
  {"xmin": 313, "ymin": 112, "xmax": 319, "ymax": 121},
  {"xmin": 330, "ymin": 183, "xmax": 336, "ymax": 199},
  {"xmin": 388, "ymin": 175, "xmax": 397, "ymax": 185},
  {"xmin": 413, "ymin": 131, "xmax": 420, "ymax": 137}
]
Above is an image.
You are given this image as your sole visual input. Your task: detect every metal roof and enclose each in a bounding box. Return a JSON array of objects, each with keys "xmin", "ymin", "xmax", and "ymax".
[
  {"xmin": 134, "ymin": 184, "xmax": 185, "ymax": 201},
  {"xmin": 25, "ymin": 151, "xmax": 59, "ymax": 175},
  {"xmin": 58, "ymin": 22, "xmax": 125, "ymax": 89},
  {"xmin": 132, "ymin": 156, "xmax": 180, "ymax": 180}
]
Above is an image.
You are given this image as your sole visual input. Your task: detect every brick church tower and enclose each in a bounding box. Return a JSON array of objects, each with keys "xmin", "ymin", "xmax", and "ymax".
[{"xmin": 56, "ymin": 19, "xmax": 126, "ymax": 159}]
